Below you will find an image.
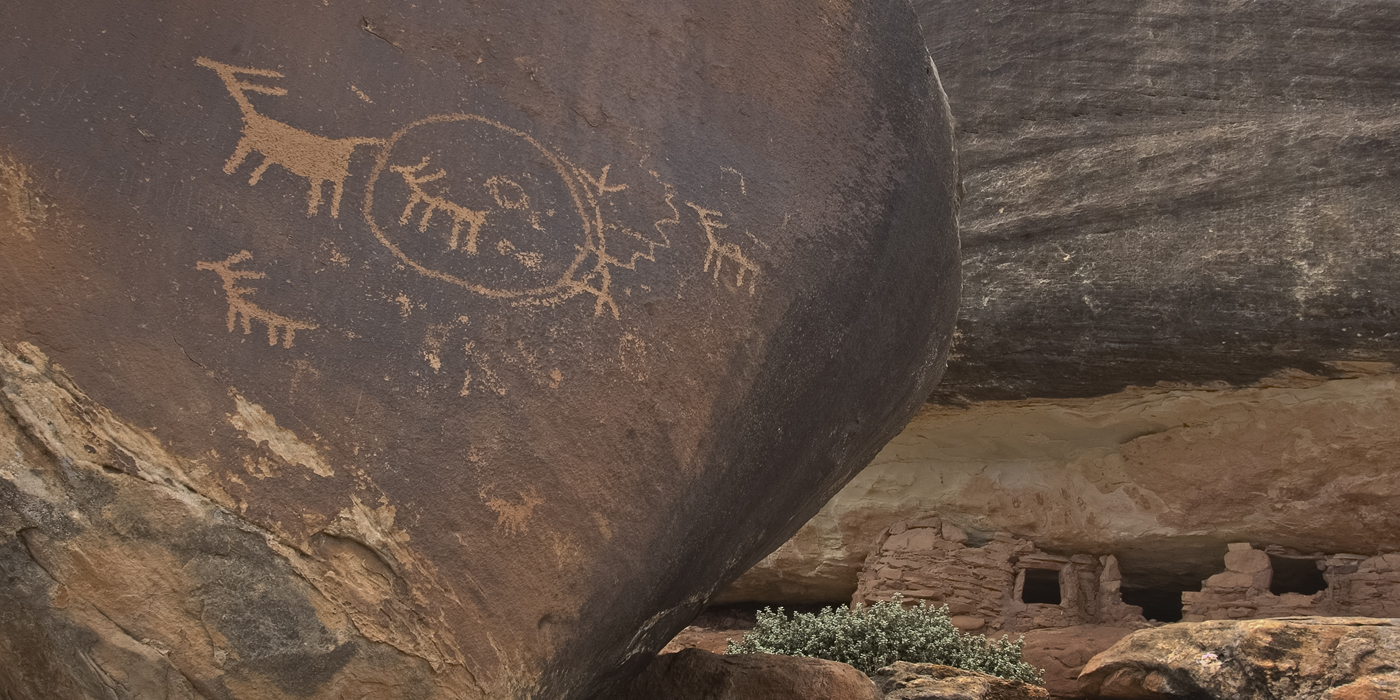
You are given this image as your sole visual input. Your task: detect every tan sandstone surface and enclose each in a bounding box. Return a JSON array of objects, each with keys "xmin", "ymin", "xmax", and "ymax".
[
  {"xmin": 1079, "ymin": 617, "xmax": 1400, "ymax": 699},
  {"xmin": 720, "ymin": 369, "xmax": 1400, "ymax": 604},
  {"xmin": 872, "ymin": 661, "xmax": 1048, "ymax": 700}
]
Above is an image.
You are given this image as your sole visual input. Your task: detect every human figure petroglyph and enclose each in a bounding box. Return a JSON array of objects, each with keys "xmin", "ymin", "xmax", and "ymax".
[
  {"xmin": 197, "ymin": 251, "xmax": 318, "ymax": 347},
  {"xmin": 390, "ymin": 157, "xmax": 489, "ymax": 253},
  {"xmin": 196, "ymin": 57, "xmax": 383, "ymax": 218},
  {"xmin": 686, "ymin": 202, "xmax": 760, "ymax": 294}
]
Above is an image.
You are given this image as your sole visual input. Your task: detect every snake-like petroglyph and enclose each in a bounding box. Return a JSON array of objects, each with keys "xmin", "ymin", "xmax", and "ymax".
[
  {"xmin": 391, "ymin": 156, "xmax": 489, "ymax": 253},
  {"xmin": 197, "ymin": 57, "xmax": 383, "ymax": 218},
  {"xmin": 197, "ymin": 251, "xmax": 318, "ymax": 347}
]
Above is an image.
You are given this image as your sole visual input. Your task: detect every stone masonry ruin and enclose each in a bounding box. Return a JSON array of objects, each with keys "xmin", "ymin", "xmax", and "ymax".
[
  {"xmin": 852, "ymin": 516, "xmax": 1147, "ymax": 633},
  {"xmin": 854, "ymin": 517, "xmax": 1400, "ymax": 636},
  {"xmin": 1183, "ymin": 543, "xmax": 1400, "ymax": 621}
]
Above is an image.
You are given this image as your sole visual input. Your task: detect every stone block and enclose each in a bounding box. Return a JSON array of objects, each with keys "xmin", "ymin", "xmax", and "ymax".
[
  {"xmin": 946, "ymin": 601, "xmax": 978, "ymax": 616},
  {"xmin": 941, "ymin": 523, "xmax": 968, "ymax": 544},
  {"xmin": 1206, "ymin": 572, "xmax": 1256, "ymax": 589},
  {"xmin": 905, "ymin": 529, "xmax": 940, "ymax": 551},
  {"xmin": 1224, "ymin": 548, "xmax": 1271, "ymax": 573},
  {"xmin": 1228, "ymin": 543, "xmax": 1256, "ymax": 552},
  {"xmin": 949, "ymin": 615, "xmax": 985, "ymax": 631},
  {"xmin": 884, "ymin": 531, "xmax": 915, "ymax": 552}
]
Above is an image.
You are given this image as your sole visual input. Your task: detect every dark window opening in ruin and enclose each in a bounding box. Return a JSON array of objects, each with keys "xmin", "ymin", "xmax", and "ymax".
[
  {"xmin": 1021, "ymin": 568, "xmax": 1061, "ymax": 605},
  {"xmin": 1269, "ymin": 555, "xmax": 1328, "ymax": 596},
  {"xmin": 1121, "ymin": 587, "xmax": 1188, "ymax": 623}
]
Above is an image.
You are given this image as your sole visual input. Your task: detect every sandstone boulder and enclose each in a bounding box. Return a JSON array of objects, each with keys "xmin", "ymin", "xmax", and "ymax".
[
  {"xmin": 1019, "ymin": 627, "xmax": 1136, "ymax": 699},
  {"xmin": 0, "ymin": 1, "xmax": 959, "ymax": 697},
  {"xmin": 624, "ymin": 649, "xmax": 882, "ymax": 700},
  {"xmin": 1079, "ymin": 618, "xmax": 1400, "ymax": 700},
  {"xmin": 661, "ymin": 627, "xmax": 746, "ymax": 655},
  {"xmin": 872, "ymin": 662, "xmax": 1049, "ymax": 700}
]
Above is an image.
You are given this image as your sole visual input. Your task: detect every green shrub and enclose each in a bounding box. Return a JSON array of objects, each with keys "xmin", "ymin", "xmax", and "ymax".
[{"xmin": 725, "ymin": 594, "xmax": 1044, "ymax": 685}]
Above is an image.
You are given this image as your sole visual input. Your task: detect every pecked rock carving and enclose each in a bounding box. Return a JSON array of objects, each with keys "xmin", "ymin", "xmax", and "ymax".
[
  {"xmin": 197, "ymin": 250, "xmax": 320, "ymax": 348},
  {"xmin": 197, "ymin": 57, "xmax": 385, "ymax": 219}
]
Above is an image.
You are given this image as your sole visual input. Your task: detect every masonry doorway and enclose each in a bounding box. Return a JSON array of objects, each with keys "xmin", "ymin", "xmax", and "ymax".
[{"xmin": 1021, "ymin": 568, "xmax": 1062, "ymax": 605}]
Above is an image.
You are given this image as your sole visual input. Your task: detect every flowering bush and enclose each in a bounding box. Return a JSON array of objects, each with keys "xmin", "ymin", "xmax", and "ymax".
[{"xmin": 725, "ymin": 594, "xmax": 1043, "ymax": 684}]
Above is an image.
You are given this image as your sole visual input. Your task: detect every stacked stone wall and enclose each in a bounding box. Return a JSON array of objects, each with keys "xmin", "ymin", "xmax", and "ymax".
[
  {"xmin": 853, "ymin": 517, "xmax": 1145, "ymax": 633},
  {"xmin": 1184, "ymin": 544, "xmax": 1400, "ymax": 621}
]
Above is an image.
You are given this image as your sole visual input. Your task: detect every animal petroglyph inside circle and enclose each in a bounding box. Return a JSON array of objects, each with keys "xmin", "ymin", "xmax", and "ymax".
[{"xmin": 364, "ymin": 114, "xmax": 599, "ymax": 304}]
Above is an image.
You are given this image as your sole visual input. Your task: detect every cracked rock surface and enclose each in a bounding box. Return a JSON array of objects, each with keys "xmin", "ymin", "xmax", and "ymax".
[
  {"xmin": 1079, "ymin": 617, "xmax": 1400, "ymax": 700},
  {"xmin": 0, "ymin": 343, "xmax": 476, "ymax": 699}
]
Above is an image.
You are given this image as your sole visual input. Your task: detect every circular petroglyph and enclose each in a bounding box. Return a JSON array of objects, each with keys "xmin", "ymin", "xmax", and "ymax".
[{"xmin": 364, "ymin": 114, "xmax": 597, "ymax": 302}]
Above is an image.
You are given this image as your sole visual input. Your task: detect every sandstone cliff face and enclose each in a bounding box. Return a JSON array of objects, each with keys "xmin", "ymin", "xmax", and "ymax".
[
  {"xmin": 921, "ymin": 0, "xmax": 1400, "ymax": 401},
  {"xmin": 722, "ymin": 0, "xmax": 1400, "ymax": 607},
  {"xmin": 722, "ymin": 369, "xmax": 1400, "ymax": 603}
]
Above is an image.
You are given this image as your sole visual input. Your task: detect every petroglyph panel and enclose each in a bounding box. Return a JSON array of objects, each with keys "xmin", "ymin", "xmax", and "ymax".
[{"xmin": 192, "ymin": 55, "xmax": 773, "ymax": 323}]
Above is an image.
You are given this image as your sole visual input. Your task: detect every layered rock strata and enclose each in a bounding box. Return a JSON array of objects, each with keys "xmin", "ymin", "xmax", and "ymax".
[
  {"xmin": 720, "ymin": 0, "xmax": 1400, "ymax": 610},
  {"xmin": 919, "ymin": 0, "xmax": 1400, "ymax": 400},
  {"xmin": 722, "ymin": 371, "xmax": 1400, "ymax": 604}
]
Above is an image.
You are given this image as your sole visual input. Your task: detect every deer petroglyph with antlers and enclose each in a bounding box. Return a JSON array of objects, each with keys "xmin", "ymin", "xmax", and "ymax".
[
  {"xmin": 390, "ymin": 157, "xmax": 490, "ymax": 254},
  {"xmin": 197, "ymin": 251, "xmax": 318, "ymax": 348},
  {"xmin": 686, "ymin": 202, "xmax": 760, "ymax": 294},
  {"xmin": 197, "ymin": 57, "xmax": 383, "ymax": 218}
]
